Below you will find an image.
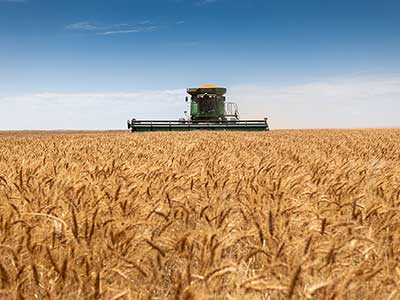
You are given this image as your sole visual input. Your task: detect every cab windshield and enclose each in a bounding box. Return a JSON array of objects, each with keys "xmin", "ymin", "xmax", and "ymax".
[{"xmin": 197, "ymin": 94, "xmax": 216, "ymax": 113}]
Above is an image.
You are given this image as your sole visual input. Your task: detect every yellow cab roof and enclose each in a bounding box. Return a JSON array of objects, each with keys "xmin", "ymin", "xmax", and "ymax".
[{"xmin": 198, "ymin": 84, "xmax": 218, "ymax": 88}]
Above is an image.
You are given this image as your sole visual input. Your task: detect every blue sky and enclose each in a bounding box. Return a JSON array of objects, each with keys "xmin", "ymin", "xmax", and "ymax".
[{"xmin": 0, "ymin": 0, "xmax": 399, "ymax": 129}]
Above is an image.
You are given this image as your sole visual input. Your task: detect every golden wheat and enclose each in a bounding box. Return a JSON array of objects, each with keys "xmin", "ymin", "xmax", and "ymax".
[{"xmin": 0, "ymin": 129, "xmax": 399, "ymax": 299}]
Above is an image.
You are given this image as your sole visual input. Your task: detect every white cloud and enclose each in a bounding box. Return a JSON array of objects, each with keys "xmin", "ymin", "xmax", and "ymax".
[
  {"xmin": 0, "ymin": 90, "xmax": 186, "ymax": 130},
  {"xmin": 1, "ymin": 76, "xmax": 400, "ymax": 130},
  {"xmin": 230, "ymin": 76, "xmax": 400, "ymax": 129}
]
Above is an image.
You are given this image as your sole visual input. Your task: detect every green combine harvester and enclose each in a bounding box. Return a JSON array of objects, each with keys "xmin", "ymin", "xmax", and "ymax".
[{"xmin": 127, "ymin": 84, "xmax": 269, "ymax": 132}]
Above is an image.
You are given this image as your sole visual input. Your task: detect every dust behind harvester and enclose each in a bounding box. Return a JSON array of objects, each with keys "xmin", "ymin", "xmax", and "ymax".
[{"xmin": 127, "ymin": 84, "xmax": 269, "ymax": 131}]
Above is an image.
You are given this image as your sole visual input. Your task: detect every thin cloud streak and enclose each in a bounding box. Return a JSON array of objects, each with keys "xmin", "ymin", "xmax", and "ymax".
[
  {"xmin": 66, "ymin": 21, "xmax": 161, "ymax": 35},
  {"xmin": 196, "ymin": 0, "xmax": 218, "ymax": 6},
  {"xmin": 97, "ymin": 26, "xmax": 159, "ymax": 35},
  {"xmin": 65, "ymin": 22, "xmax": 100, "ymax": 30},
  {"xmin": 0, "ymin": 0, "xmax": 26, "ymax": 2},
  {"xmin": 66, "ymin": 22, "xmax": 135, "ymax": 31}
]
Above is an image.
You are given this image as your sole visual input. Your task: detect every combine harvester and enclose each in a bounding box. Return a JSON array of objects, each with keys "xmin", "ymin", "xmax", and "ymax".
[{"xmin": 127, "ymin": 84, "xmax": 269, "ymax": 132}]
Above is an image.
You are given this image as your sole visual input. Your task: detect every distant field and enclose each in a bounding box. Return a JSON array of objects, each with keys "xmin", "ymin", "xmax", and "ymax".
[{"xmin": 0, "ymin": 129, "xmax": 399, "ymax": 299}]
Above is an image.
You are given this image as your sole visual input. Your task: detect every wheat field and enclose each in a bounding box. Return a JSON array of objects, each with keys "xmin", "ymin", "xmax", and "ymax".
[{"xmin": 0, "ymin": 129, "xmax": 399, "ymax": 300}]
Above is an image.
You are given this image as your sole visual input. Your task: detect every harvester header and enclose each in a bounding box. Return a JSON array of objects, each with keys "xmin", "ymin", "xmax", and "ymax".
[{"xmin": 127, "ymin": 84, "xmax": 269, "ymax": 131}]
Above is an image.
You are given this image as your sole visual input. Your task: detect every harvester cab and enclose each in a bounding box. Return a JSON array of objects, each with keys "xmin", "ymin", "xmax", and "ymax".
[
  {"xmin": 186, "ymin": 84, "xmax": 239, "ymax": 121},
  {"xmin": 127, "ymin": 84, "xmax": 269, "ymax": 131}
]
